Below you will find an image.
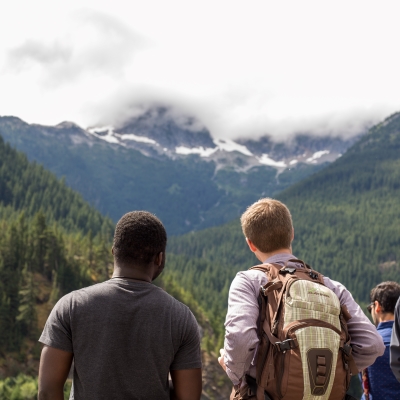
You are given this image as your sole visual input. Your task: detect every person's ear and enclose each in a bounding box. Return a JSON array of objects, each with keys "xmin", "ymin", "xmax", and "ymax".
[
  {"xmin": 246, "ymin": 238, "xmax": 258, "ymax": 253},
  {"xmin": 374, "ymin": 300, "xmax": 382, "ymax": 313},
  {"xmin": 111, "ymin": 246, "xmax": 114, "ymax": 255},
  {"xmin": 155, "ymin": 252, "xmax": 164, "ymax": 267}
]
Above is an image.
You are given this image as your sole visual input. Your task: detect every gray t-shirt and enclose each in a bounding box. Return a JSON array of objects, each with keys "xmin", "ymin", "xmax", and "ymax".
[{"xmin": 39, "ymin": 279, "xmax": 202, "ymax": 399}]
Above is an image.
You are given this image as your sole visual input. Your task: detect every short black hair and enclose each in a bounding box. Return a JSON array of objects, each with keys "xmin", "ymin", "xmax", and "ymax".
[
  {"xmin": 370, "ymin": 281, "xmax": 400, "ymax": 314},
  {"xmin": 113, "ymin": 211, "xmax": 167, "ymax": 265}
]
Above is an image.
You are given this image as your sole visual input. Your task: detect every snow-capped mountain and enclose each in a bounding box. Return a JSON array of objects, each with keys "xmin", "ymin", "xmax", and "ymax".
[
  {"xmin": 0, "ymin": 110, "xmax": 364, "ymax": 234},
  {"xmin": 86, "ymin": 107, "xmax": 359, "ymax": 172}
]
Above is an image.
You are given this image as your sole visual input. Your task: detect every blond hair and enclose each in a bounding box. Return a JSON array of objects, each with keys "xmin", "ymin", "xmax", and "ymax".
[{"xmin": 240, "ymin": 198, "xmax": 293, "ymax": 253}]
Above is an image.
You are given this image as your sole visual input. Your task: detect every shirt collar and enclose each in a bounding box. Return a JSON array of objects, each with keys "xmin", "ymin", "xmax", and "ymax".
[
  {"xmin": 377, "ymin": 320, "xmax": 394, "ymax": 330},
  {"xmin": 264, "ymin": 253, "xmax": 296, "ymax": 265}
]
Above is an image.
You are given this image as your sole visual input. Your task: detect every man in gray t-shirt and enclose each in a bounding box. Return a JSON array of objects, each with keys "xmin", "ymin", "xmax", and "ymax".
[{"xmin": 38, "ymin": 211, "xmax": 202, "ymax": 400}]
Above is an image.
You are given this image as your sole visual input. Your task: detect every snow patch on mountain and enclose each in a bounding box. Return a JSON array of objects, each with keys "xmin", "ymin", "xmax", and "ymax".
[
  {"xmin": 213, "ymin": 139, "xmax": 253, "ymax": 156},
  {"xmin": 258, "ymin": 154, "xmax": 287, "ymax": 168},
  {"xmin": 120, "ymin": 133, "xmax": 158, "ymax": 145},
  {"xmin": 84, "ymin": 119, "xmax": 352, "ymax": 173},
  {"xmin": 176, "ymin": 146, "xmax": 217, "ymax": 157},
  {"xmin": 87, "ymin": 126, "xmax": 120, "ymax": 144},
  {"xmin": 306, "ymin": 150, "xmax": 330, "ymax": 163},
  {"xmin": 88, "ymin": 126, "xmax": 114, "ymax": 135}
]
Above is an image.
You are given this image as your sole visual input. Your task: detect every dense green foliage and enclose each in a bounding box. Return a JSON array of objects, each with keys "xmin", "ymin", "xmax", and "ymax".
[
  {"xmin": 0, "ymin": 211, "xmax": 112, "ymax": 354},
  {"xmin": 0, "ymin": 374, "xmax": 71, "ymax": 400},
  {"xmin": 0, "ymin": 136, "xmax": 113, "ymax": 235},
  {"xmin": 0, "ymin": 138, "xmax": 114, "ymax": 376},
  {"xmin": 0, "ymin": 116, "xmax": 324, "ymax": 235},
  {"xmin": 281, "ymin": 112, "xmax": 400, "ymax": 294},
  {"xmin": 167, "ymin": 112, "xmax": 400, "ymax": 351}
]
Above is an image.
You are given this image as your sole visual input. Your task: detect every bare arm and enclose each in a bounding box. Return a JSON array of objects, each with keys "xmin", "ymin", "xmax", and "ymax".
[
  {"xmin": 38, "ymin": 345, "xmax": 73, "ymax": 400},
  {"xmin": 170, "ymin": 368, "xmax": 202, "ymax": 400}
]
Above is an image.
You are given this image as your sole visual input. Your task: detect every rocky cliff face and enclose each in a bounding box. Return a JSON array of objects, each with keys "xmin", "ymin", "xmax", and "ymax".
[{"xmin": 201, "ymin": 351, "xmax": 232, "ymax": 400}]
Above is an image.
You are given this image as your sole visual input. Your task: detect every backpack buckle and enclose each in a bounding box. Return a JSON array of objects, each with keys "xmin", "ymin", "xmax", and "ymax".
[
  {"xmin": 309, "ymin": 271, "xmax": 319, "ymax": 280},
  {"xmin": 341, "ymin": 343, "xmax": 352, "ymax": 357},
  {"xmin": 276, "ymin": 339, "xmax": 297, "ymax": 353},
  {"xmin": 260, "ymin": 286, "xmax": 267, "ymax": 296},
  {"xmin": 279, "ymin": 267, "xmax": 296, "ymax": 275}
]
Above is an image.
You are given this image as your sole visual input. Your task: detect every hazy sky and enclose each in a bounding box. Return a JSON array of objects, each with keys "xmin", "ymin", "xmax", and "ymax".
[{"xmin": 1, "ymin": 0, "xmax": 399, "ymax": 140}]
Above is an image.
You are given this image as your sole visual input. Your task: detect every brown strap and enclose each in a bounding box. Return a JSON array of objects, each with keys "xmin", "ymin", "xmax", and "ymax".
[
  {"xmin": 262, "ymin": 316, "xmax": 280, "ymax": 346},
  {"xmin": 250, "ymin": 264, "xmax": 271, "ymax": 273},
  {"xmin": 341, "ymin": 304, "xmax": 352, "ymax": 321},
  {"xmin": 258, "ymin": 293, "xmax": 266, "ymax": 338},
  {"xmin": 348, "ymin": 352, "xmax": 359, "ymax": 376},
  {"xmin": 284, "ymin": 318, "xmax": 342, "ymax": 337},
  {"xmin": 250, "ymin": 263, "xmax": 283, "ymax": 280},
  {"xmin": 270, "ymin": 275, "xmax": 293, "ymax": 334},
  {"xmin": 256, "ymin": 384, "xmax": 265, "ymax": 400}
]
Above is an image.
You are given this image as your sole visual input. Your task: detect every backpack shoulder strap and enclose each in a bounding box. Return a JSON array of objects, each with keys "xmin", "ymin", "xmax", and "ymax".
[
  {"xmin": 249, "ymin": 262, "xmax": 283, "ymax": 280},
  {"xmin": 250, "ymin": 259, "xmax": 325, "ymax": 285}
]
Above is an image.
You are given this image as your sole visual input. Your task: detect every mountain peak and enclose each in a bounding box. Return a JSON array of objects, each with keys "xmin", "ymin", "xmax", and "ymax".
[{"xmin": 55, "ymin": 121, "xmax": 82, "ymax": 130}]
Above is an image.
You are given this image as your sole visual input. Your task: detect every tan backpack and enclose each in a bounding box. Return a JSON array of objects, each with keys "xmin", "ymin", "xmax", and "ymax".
[{"xmin": 246, "ymin": 259, "xmax": 358, "ymax": 400}]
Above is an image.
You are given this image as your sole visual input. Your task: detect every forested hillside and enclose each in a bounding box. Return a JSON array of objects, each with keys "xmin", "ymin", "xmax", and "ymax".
[
  {"xmin": 0, "ymin": 136, "xmax": 231, "ymax": 399},
  {"xmin": 0, "ymin": 136, "xmax": 113, "ymax": 235},
  {"xmin": 167, "ymin": 111, "xmax": 400, "ymax": 351},
  {"xmin": 0, "ymin": 136, "xmax": 114, "ymax": 375}
]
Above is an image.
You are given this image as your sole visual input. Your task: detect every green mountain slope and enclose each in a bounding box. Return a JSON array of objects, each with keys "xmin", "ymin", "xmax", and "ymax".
[
  {"xmin": 0, "ymin": 137, "xmax": 114, "ymax": 359},
  {"xmin": 0, "ymin": 139, "xmax": 231, "ymax": 399},
  {"xmin": 0, "ymin": 116, "xmax": 326, "ymax": 235},
  {"xmin": 278, "ymin": 112, "xmax": 400, "ymax": 294},
  {"xmin": 167, "ymin": 111, "xmax": 400, "ymax": 350},
  {"xmin": 0, "ymin": 136, "xmax": 113, "ymax": 236}
]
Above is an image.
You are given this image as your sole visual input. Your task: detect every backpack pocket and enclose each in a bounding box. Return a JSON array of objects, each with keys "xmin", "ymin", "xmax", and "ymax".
[{"xmin": 281, "ymin": 326, "xmax": 341, "ymax": 400}]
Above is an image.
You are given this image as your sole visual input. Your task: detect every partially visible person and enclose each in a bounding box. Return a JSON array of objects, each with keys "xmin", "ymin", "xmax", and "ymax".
[
  {"xmin": 360, "ymin": 281, "xmax": 400, "ymax": 399},
  {"xmin": 390, "ymin": 296, "xmax": 400, "ymax": 382},
  {"xmin": 38, "ymin": 211, "xmax": 202, "ymax": 400},
  {"xmin": 218, "ymin": 198, "xmax": 385, "ymax": 400}
]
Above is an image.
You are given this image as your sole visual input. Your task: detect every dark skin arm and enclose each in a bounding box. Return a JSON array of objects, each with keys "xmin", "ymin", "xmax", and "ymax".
[
  {"xmin": 38, "ymin": 345, "xmax": 73, "ymax": 400},
  {"xmin": 170, "ymin": 368, "xmax": 202, "ymax": 400}
]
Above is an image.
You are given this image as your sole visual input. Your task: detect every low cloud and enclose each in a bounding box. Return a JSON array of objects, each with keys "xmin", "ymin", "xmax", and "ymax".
[
  {"xmin": 1, "ymin": 1, "xmax": 400, "ymax": 141},
  {"xmin": 4, "ymin": 9, "xmax": 148, "ymax": 87},
  {"xmin": 87, "ymin": 87, "xmax": 392, "ymax": 142},
  {"xmin": 7, "ymin": 41, "xmax": 72, "ymax": 69}
]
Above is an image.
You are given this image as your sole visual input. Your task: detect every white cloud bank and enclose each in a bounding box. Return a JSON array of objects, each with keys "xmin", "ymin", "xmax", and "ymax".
[{"xmin": 0, "ymin": 0, "xmax": 400, "ymax": 141}]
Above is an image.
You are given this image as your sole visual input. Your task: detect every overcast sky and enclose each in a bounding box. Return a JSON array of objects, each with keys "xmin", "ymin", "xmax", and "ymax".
[{"xmin": 1, "ymin": 0, "xmax": 399, "ymax": 140}]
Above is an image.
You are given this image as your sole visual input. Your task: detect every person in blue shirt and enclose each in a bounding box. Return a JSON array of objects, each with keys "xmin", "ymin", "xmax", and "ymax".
[{"xmin": 361, "ymin": 281, "xmax": 400, "ymax": 400}]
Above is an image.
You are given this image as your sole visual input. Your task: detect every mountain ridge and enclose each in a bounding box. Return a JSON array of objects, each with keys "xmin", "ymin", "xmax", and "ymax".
[
  {"xmin": 1, "ymin": 107, "xmax": 361, "ymax": 173},
  {"xmin": 0, "ymin": 110, "xmax": 362, "ymax": 235}
]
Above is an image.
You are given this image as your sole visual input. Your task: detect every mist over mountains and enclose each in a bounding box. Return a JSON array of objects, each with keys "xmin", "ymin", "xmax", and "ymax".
[{"xmin": 0, "ymin": 107, "xmax": 361, "ymax": 234}]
